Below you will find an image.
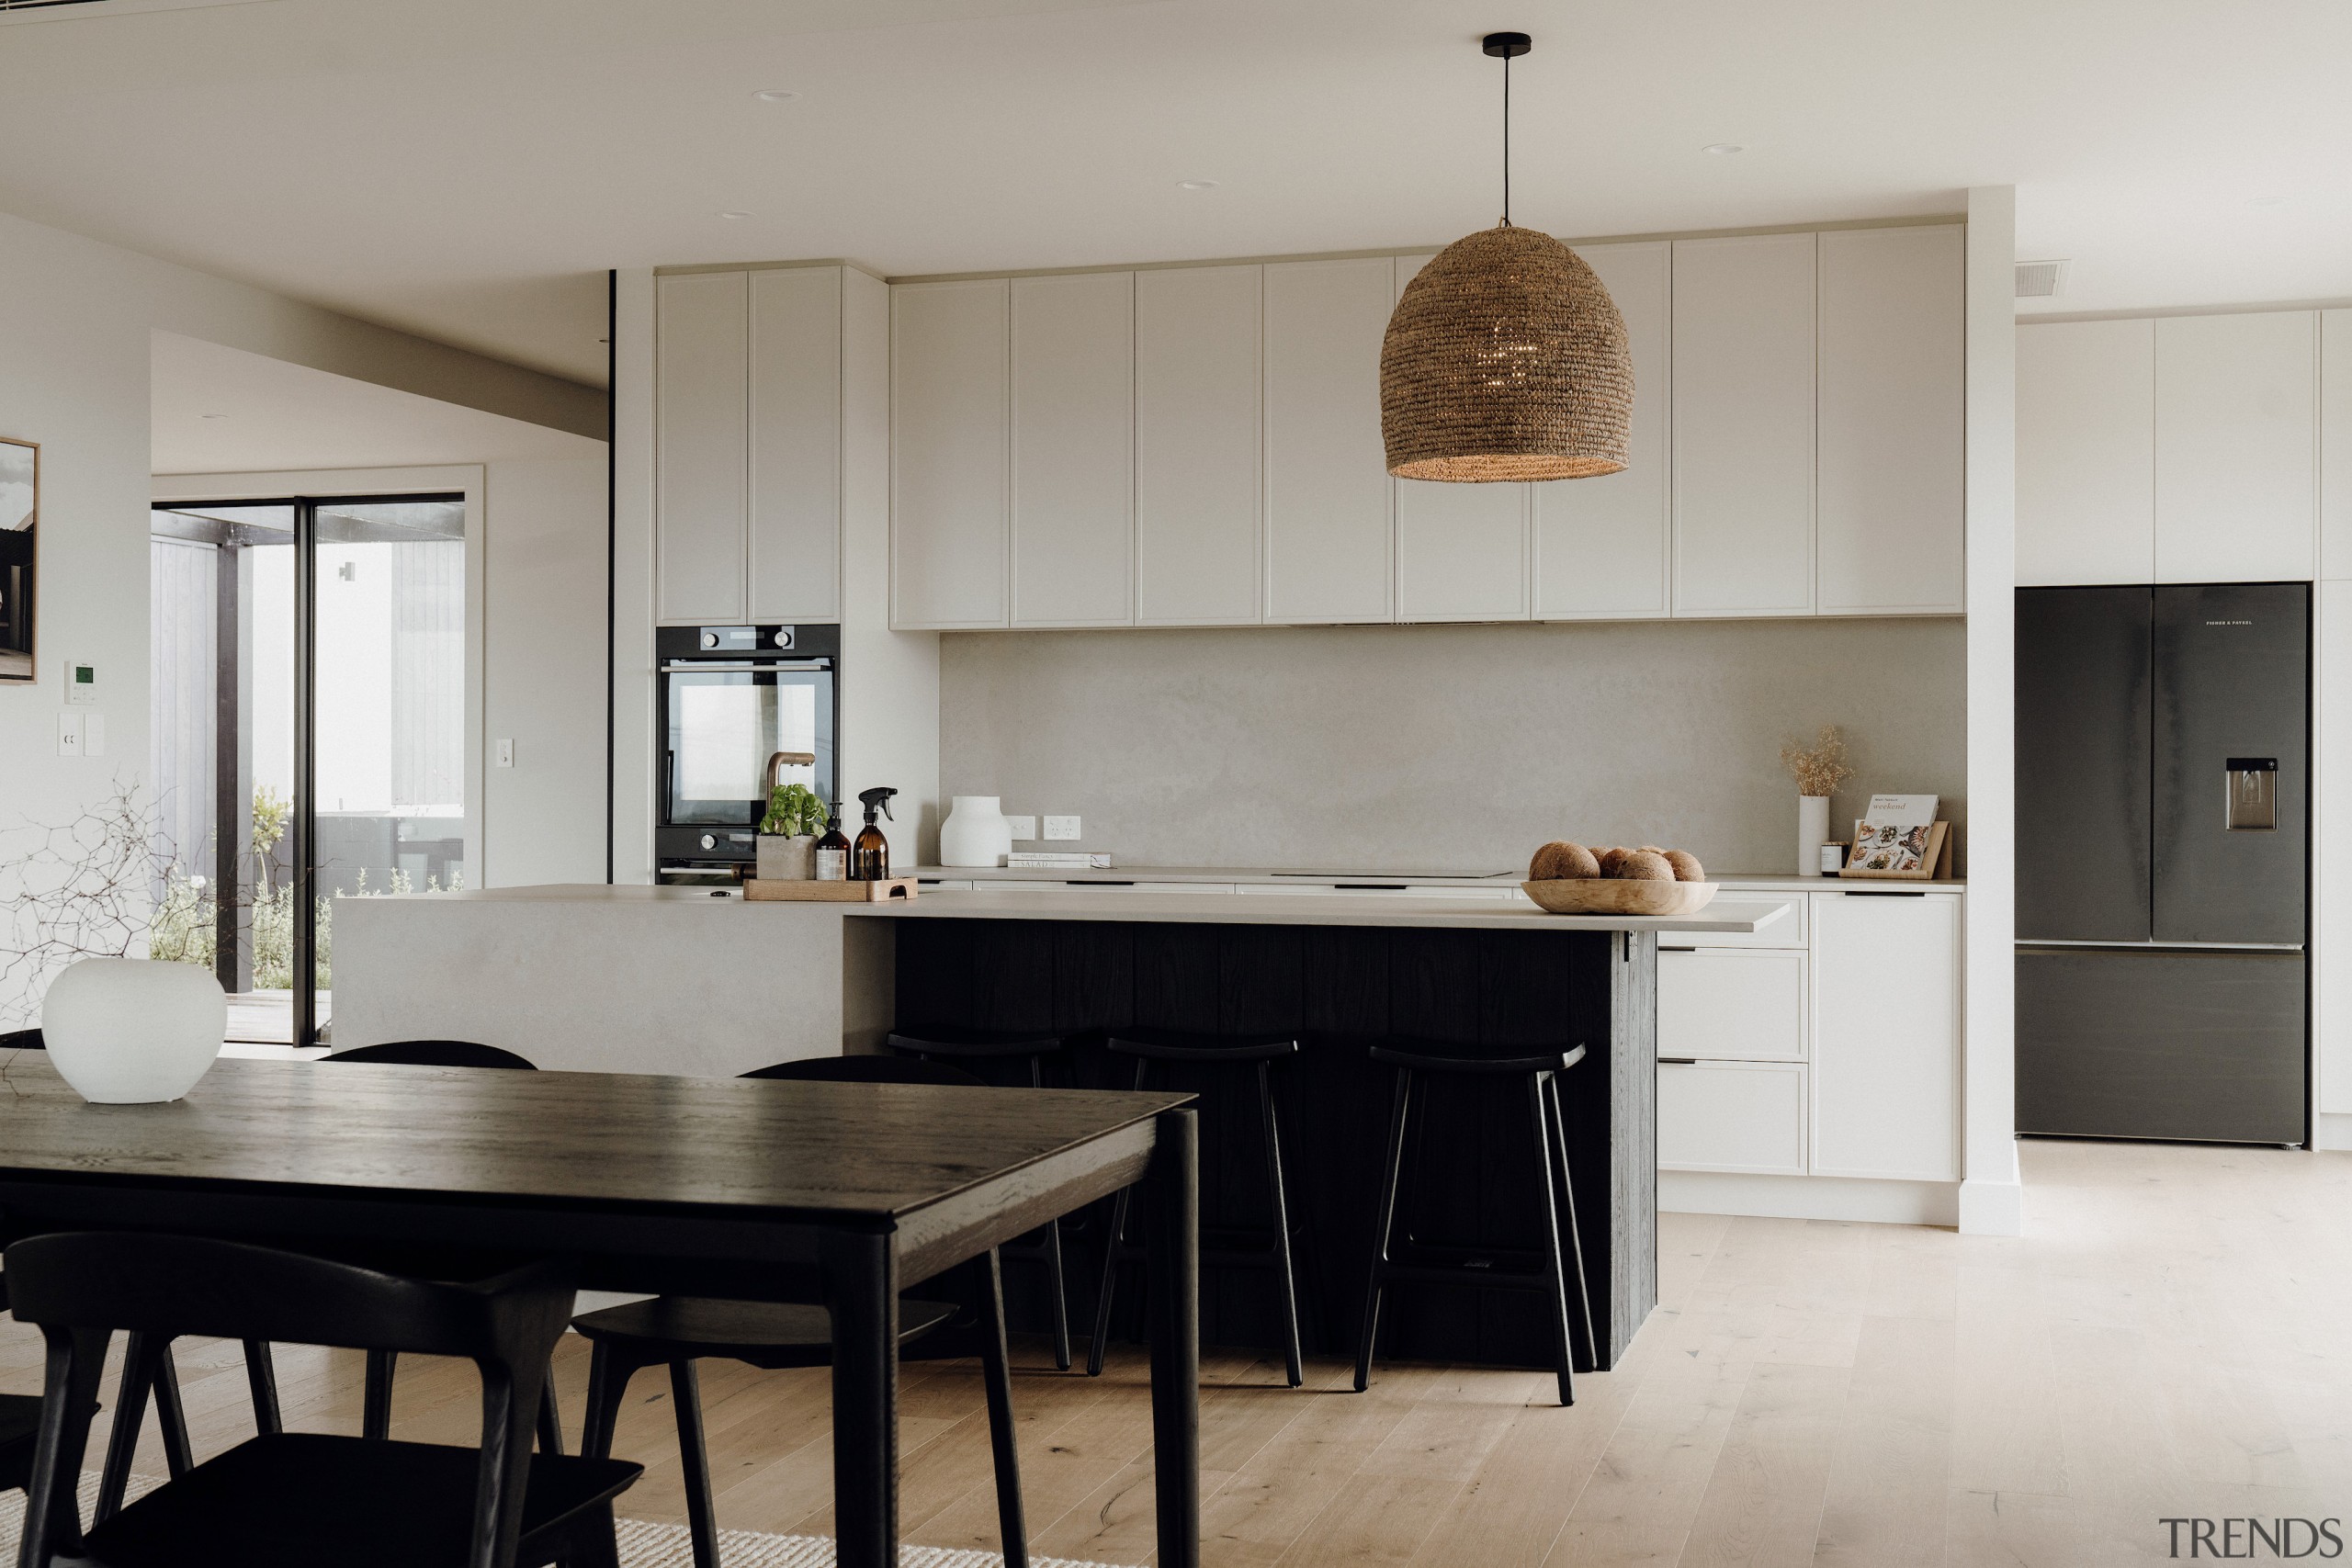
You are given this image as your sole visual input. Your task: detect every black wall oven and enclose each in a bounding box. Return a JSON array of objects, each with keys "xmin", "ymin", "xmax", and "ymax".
[{"xmin": 655, "ymin": 624, "xmax": 838, "ymax": 884}]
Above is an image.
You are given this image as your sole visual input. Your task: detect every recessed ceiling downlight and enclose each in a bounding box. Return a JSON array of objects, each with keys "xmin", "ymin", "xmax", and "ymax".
[
  {"xmin": 752, "ymin": 89, "xmax": 800, "ymax": 102},
  {"xmin": 1702, "ymin": 142, "xmax": 1744, "ymax": 155},
  {"xmin": 1178, "ymin": 179, "xmax": 1219, "ymax": 191},
  {"xmin": 718, "ymin": 210, "xmax": 752, "ymax": 220}
]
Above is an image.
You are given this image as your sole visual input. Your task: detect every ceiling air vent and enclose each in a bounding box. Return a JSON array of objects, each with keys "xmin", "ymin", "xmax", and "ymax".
[{"xmin": 2015, "ymin": 259, "xmax": 2070, "ymax": 299}]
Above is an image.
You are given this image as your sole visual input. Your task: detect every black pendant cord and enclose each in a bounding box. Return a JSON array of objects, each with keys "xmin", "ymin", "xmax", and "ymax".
[{"xmin": 1502, "ymin": 48, "xmax": 1511, "ymax": 226}]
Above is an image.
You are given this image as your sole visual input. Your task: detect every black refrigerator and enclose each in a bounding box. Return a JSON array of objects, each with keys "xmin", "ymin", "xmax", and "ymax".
[{"xmin": 2015, "ymin": 582, "xmax": 2309, "ymax": 1145}]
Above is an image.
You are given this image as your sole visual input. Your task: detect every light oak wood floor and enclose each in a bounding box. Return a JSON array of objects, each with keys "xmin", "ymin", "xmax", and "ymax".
[{"xmin": 4, "ymin": 1136, "xmax": 2347, "ymax": 1566}]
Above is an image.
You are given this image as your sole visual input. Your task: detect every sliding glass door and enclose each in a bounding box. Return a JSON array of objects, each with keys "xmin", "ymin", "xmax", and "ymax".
[{"xmin": 150, "ymin": 493, "xmax": 467, "ymax": 1048}]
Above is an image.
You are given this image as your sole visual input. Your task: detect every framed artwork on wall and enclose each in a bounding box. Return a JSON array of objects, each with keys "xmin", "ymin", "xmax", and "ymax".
[{"xmin": 0, "ymin": 435, "xmax": 34, "ymax": 683}]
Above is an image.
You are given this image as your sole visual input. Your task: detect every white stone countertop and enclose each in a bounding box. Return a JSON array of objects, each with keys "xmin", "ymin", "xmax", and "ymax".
[
  {"xmin": 849, "ymin": 888, "xmax": 1794, "ymax": 934},
  {"xmin": 911, "ymin": 865, "xmax": 1962, "ymax": 893}
]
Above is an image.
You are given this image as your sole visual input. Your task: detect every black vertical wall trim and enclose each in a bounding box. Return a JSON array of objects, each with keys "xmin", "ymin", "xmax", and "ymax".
[
  {"xmin": 291, "ymin": 499, "xmax": 317, "ymax": 1049},
  {"xmin": 606, "ymin": 269, "xmax": 618, "ymax": 885},
  {"xmin": 213, "ymin": 537, "xmax": 242, "ymax": 995}
]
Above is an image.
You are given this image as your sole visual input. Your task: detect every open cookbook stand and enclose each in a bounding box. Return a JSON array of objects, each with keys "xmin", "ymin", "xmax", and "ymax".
[{"xmin": 1838, "ymin": 819, "xmax": 1952, "ymax": 882}]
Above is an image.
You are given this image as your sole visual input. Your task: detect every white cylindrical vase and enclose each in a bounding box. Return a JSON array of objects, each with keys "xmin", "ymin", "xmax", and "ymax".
[
  {"xmin": 1796, "ymin": 795, "xmax": 1832, "ymax": 877},
  {"xmin": 938, "ymin": 795, "xmax": 1014, "ymax": 869},
  {"xmin": 41, "ymin": 957, "xmax": 226, "ymax": 1104}
]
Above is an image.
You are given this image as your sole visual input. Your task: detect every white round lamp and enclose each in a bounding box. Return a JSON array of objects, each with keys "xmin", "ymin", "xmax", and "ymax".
[{"xmin": 41, "ymin": 957, "xmax": 226, "ymax": 1104}]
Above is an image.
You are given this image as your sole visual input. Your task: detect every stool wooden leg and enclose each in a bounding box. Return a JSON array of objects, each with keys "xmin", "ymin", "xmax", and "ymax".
[
  {"xmin": 1354, "ymin": 1067, "xmax": 1414, "ymax": 1393},
  {"xmin": 670, "ymin": 1359, "xmax": 722, "ymax": 1568},
  {"xmin": 579, "ymin": 1341, "xmax": 639, "ymax": 1461},
  {"xmin": 1087, "ymin": 1058, "xmax": 1152, "ymax": 1378},
  {"xmin": 243, "ymin": 1339, "xmax": 282, "ymax": 1436},
  {"xmin": 1527, "ymin": 1073, "xmax": 1577, "ymax": 1406},
  {"xmin": 1257, "ymin": 1060, "xmax": 1306, "ymax": 1388},
  {"xmin": 363, "ymin": 1348, "xmax": 398, "ymax": 1439},
  {"xmin": 1546, "ymin": 1072, "xmax": 1600, "ymax": 1371},
  {"xmin": 1028, "ymin": 1056, "xmax": 1075, "ymax": 1372},
  {"xmin": 976, "ymin": 1248, "xmax": 1029, "ymax": 1568}
]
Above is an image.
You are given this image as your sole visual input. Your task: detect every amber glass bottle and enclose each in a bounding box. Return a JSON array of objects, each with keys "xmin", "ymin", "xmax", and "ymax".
[{"xmin": 851, "ymin": 787, "xmax": 898, "ymax": 881}]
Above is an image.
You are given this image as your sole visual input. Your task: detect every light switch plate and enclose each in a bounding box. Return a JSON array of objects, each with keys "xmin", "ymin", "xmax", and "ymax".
[
  {"xmin": 496, "ymin": 739, "xmax": 515, "ymax": 768},
  {"xmin": 1005, "ymin": 815, "xmax": 1037, "ymax": 840},
  {"xmin": 55, "ymin": 711, "xmax": 81, "ymax": 757},
  {"xmin": 1044, "ymin": 815, "xmax": 1080, "ymax": 840},
  {"xmin": 84, "ymin": 711, "xmax": 106, "ymax": 758}
]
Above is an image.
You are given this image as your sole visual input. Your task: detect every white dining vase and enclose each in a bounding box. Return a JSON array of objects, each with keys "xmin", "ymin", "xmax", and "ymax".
[
  {"xmin": 40, "ymin": 956, "xmax": 226, "ymax": 1104},
  {"xmin": 938, "ymin": 795, "xmax": 1013, "ymax": 869},
  {"xmin": 1796, "ymin": 794, "xmax": 1832, "ymax": 877}
]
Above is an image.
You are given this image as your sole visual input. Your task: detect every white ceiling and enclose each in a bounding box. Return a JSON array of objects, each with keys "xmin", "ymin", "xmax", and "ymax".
[
  {"xmin": 11, "ymin": 0, "xmax": 2352, "ymax": 387},
  {"xmin": 152, "ymin": 331, "xmax": 602, "ymax": 474}
]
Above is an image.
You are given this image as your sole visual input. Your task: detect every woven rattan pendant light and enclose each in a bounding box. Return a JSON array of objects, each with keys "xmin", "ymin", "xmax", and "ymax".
[{"xmin": 1380, "ymin": 32, "xmax": 1632, "ymax": 482}]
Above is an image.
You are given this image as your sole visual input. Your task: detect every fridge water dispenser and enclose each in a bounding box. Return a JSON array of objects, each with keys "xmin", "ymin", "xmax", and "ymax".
[{"xmin": 2225, "ymin": 758, "xmax": 2278, "ymax": 830}]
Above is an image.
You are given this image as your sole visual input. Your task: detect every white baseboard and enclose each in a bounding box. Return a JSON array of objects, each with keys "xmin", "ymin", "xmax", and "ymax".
[
  {"xmin": 1958, "ymin": 1177, "xmax": 2026, "ymax": 1235},
  {"xmin": 1658, "ymin": 1170, "xmax": 1961, "ymax": 1226},
  {"xmin": 2315, "ymin": 1111, "xmax": 2352, "ymax": 1151}
]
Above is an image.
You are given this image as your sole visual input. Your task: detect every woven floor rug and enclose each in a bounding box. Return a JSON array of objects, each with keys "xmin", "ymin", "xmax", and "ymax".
[{"xmin": 0, "ymin": 1474, "xmax": 1143, "ymax": 1568}]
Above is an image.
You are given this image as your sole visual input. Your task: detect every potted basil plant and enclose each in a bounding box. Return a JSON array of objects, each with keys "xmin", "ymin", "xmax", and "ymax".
[{"xmin": 756, "ymin": 784, "xmax": 830, "ymax": 880}]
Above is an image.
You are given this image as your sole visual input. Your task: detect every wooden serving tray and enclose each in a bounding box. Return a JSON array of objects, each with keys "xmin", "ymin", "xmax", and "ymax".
[
  {"xmin": 744, "ymin": 876, "xmax": 919, "ymax": 902},
  {"xmin": 1521, "ymin": 879, "xmax": 1718, "ymax": 916}
]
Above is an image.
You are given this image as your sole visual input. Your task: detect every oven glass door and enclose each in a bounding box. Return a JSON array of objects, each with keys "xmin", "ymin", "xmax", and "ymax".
[{"xmin": 663, "ymin": 664, "xmax": 834, "ymax": 827}]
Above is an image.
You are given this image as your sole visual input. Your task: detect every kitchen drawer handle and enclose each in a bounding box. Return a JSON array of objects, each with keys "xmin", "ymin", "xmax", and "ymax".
[
  {"xmin": 1334, "ymin": 883, "xmax": 1410, "ymax": 892},
  {"xmin": 1843, "ymin": 888, "xmax": 1927, "ymax": 897},
  {"xmin": 1658, "ymin": 1057, "xmax": 1698, "ymax": 1066},
  {"xmin": 1065, "ymin": 880, "xmax": 1136, "ymax": 887}
]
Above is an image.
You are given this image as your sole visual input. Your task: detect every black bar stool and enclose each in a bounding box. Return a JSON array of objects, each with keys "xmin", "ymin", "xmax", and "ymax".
[
  {"xmin": 1352, "ymin": 1037, "xmax": 1599, "ymax": 1406},
  {"xmin": 1089, "ymin": 1030, "xmax": 1306, "ymax": 1387},
  {"xmin": 888, "ymin": 1027, "xmax": 1078, "ymax": 1371}
]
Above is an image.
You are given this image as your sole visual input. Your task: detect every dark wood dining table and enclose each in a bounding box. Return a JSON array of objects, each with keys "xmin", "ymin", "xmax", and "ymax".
[{"xmin": 0, "ymin": 1051, "xmax": 1200, "ymax": 1568}]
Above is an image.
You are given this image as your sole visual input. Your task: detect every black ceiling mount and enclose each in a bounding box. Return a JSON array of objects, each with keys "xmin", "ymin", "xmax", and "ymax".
[{"xmin": 1482, "ymin": 31, "xmax": 1532, "ymax": 59}]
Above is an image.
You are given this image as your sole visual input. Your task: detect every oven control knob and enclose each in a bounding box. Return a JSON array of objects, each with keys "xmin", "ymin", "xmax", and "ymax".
[
  {"xmin": 772, "ymin": 627, "xmax": 793, "ymax": 648},
  {"xmin": 700, "ymin": 835, "xmax": 717, "ymax": 851},
  {"xmin": 700, "ymin": 631, "xmax": 719, "ymax": 649}
]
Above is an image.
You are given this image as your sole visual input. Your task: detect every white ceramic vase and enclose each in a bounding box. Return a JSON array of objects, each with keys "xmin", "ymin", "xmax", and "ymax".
[
  {"xmin": 41, "ymin": 957, "xmax": 226, "ymax": 1104},
  {"xmin": 939, "ymin": 795, "xmax": 1013, "ymax": 869},
  {"xmin": 1797, "ymin": 794, "xmax": 1832, "ymax": 877}
]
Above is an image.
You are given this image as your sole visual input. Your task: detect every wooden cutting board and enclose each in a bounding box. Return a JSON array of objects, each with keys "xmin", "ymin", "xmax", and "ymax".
[{"xmin": 743, "ymin": 877, "xmax": 919, "ymax": 902}]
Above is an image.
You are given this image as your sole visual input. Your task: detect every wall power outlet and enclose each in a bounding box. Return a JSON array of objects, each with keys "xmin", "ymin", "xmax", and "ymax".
[
  {"xmin": 1005, "ymin": 815, "xmax": 1038, "ymax": 840},
  {"xmin": 1044, "ymin": 815, "xmax": 1081, "ymax": 840}
]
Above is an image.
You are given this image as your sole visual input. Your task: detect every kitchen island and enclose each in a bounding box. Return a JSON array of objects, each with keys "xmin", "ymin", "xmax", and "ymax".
[{"xmin": 335, "ymin": 883, "xmax": 1790, "ymax": 1371}]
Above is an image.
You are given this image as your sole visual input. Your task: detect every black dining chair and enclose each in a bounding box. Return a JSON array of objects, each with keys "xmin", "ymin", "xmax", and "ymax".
[
  {"xmin": 0, "ymin": 1027, "xmax": 43, "ymax": 1050},
  {"xmin": 571, "ymin": 1054, "xmax": 1030, "ymax": 1568},
  {"xmin": 6, "ymin": 1232, "xmax": 640, "ymax": 1568},
  {"xmin": 0, "ymin": 1271, "xmax": 59, "ymax": 1502},
  {"xmin": 319, "ymin": 1039, "xmax": 551, "ymax": 1448}
]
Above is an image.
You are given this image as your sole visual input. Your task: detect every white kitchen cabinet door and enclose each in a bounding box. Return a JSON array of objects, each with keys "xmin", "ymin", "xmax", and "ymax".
[
  {"xmin": 1136, "ymin": 265, "xmax": 1261, "ymax": 626},
  {"xmin": 1657, "ymin": 949, "xmax": 1807, "ymax": 1061},
  {"xmin": 892, "ymin": 279, "xmax": 1010, "ymax": 628},
  {"xmin": 1391, "ymin": 254, "xmax": 1530, "ymax": 622},
  {"xmin": 1672, "ymin": 233, "xmax": 1816, "ymax": 616},
  {"xmin": 1011, "ymin": 272, "xmax": 1134, "ymax": 627},
  {"xmin": 2016, "ymin": 318, "xmax": 2156, "ymax": 585},
  {"xmin": 1533, "ymin": 240, "xmax": 1671, "ymax": 619},
  {"xmin": 1263, "ymin": 257, "xmax": 1395, "ymax": 624},
  {"xmin": 748, "ymin": 266, "xmax": 842, "ymax": 624},
  {"xmin": 2155, "ymin": 311, "xmax": 2317, "ymax": 583},
  {"xmin": 2317, "ymin": 310, "xmax": 2352, "ymax": 580},
  {"xmin": 1816, "ymin": 226, "xmax": 1964, "ymax": 614},
  {"xmin": 656, "ymin": 271, "xmax": 749, "ymax": 625},
  {"xmin": 1811, "ymin": 891, "xmax": 1960, "ymax": 1180},
  {"xmin": 1657, "ymin": 1061, "xmax": 1807, "ymax": 1175}
]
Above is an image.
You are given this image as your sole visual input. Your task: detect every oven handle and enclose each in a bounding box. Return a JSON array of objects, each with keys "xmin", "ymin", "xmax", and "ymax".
[{"xmin": 661, "ymin": 660, "xmax": 831, "ymax": 674}]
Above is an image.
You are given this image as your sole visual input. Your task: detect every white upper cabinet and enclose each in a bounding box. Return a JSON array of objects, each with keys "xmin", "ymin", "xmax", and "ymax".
[
  {"xmin": 1672, "ymin": 232, "xmax": 1817, "ymax": 616},
  {"xmin": 2326, "ymin": 310, "xmax": 2352, "ymax": 581},
  {"xmin": 656, "ymin": 271, "xmax": 749, "ymax": 625},
  {"xmin": 2155, "ymin": 311, "xmax": 2317, "ymax": 583},
  {"xmin": 1811, "ymin": 891, "xmax": 1959, "ymax": 1180},
  {"xmin": 1010, "ymin": 272, "xmax": 1134, "ymax": 627},
  {"xmin": 1392, "ymin": 252, "xmax": 1529, "ymax": 623},
  {"xmin": 892, "ymin": 279, "xmax": 1010, "ymax": 628},
  {"xmin": 1263, "ymin": 257, "xmax": 1395, "ymax": 624},
  {"xmin": 1816, "ymin": 225, "xmax": 1964, "ymax": 614},
  {"xmin": 1136, "ymin": 265, "xmax": 1262, "ymax": 625},
  {"xmin": 748, "ymin": 267, "xmax": 842, "ymax": 624},
  {"xmin": 2016, "ymin": 318, "xmax": 2156, "ymax": 586},
  {"xmin": 1533, "ymin": 240, "xmax": 1671, "ymax": 620}
]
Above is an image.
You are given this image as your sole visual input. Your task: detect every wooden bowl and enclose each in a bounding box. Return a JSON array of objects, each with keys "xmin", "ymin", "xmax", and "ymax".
[{"xmin": 1521, "ymin": 879, "xmax": 1719, "ymax": 917}]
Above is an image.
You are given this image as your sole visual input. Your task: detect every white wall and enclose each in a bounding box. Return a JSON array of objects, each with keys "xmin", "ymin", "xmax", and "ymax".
[{"xmin": 0, "ymin": 205, "xmax": 603, "ymax": 1019}]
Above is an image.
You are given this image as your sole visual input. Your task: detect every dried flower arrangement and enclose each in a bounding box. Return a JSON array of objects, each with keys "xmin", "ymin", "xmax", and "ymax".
[{"xmin": 1780, "ymin": 724, "xmax": 1854, "ymax": 798}]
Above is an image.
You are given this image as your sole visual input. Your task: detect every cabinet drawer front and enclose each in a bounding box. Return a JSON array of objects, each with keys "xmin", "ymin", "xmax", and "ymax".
[
  {"xmin": 1810, "ymin": 890, "xmax": 1960, "ymax": 1180},
  {"xmin": 1658, "ymin": 1061, "xmax": 1807, "ymax": 1175},
  {"xmin": 1658, "ymin": 949, "xmax": 1806, "ymax": 1061},
  {"xmin": 1659, "ymin": 893, "xmax": 1805, "ymax": 950}
]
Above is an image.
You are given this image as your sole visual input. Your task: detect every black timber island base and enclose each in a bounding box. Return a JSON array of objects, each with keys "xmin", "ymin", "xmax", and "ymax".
[{"xmin": 892, "ymin": 918, "xmax": 1657, "ymax": 1371}]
